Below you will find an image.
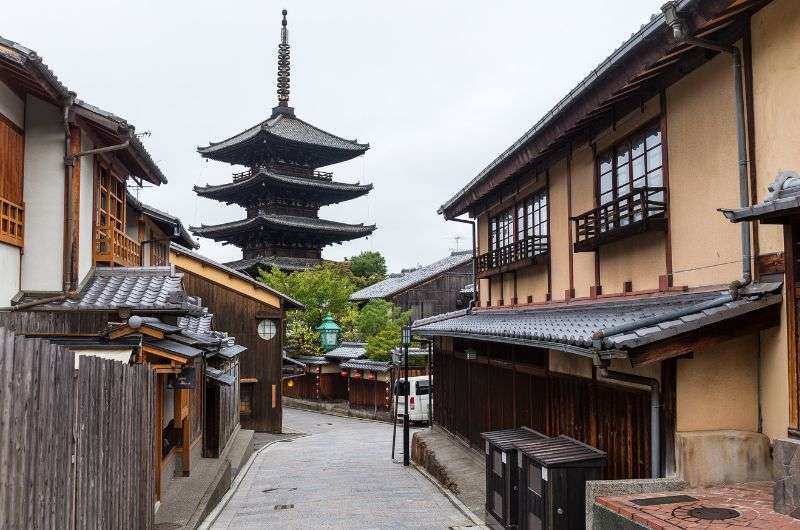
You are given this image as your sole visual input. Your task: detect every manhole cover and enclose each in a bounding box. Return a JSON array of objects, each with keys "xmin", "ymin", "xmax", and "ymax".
[
  {"xmin": 273, "ymin": 504, "xmax": 295, "ymax": 510},
  {"xmin": 686, "ymin": 507, "xmax": 740, "ymax": 520},
  {"xmin": 631, "ymin": 495, "xmax": 697, "ymax": 506}
]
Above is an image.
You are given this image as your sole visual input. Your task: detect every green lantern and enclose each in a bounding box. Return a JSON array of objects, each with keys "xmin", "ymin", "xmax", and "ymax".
[{"xmin": 316, "ymin": 312, "xmax": 341, "ymax": 352}]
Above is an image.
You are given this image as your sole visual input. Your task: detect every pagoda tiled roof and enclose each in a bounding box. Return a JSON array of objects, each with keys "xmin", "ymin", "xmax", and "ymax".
[
  {"xmin": 197, "ymin": 109, "xmax": 368, "ymax": 167},
  {"xmin": 190, "ymin": 214, "xmax": 376, "ymax": 244},
  {"xmin": 193, "ymin": 168, "xmax": 372, "ymax": 206},
  {"xmin": 225, "ymin": 256, "xmax": 325, "ymax": 274}
]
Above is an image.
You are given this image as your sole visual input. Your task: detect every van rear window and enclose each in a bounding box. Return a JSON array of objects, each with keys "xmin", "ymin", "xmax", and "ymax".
[{"xmin": 416, "ymin": 381, "xmax": 431, "ymax": 395}]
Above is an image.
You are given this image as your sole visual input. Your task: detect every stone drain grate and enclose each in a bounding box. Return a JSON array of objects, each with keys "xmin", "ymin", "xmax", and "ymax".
[{"xmin": 686, "ymin": 506, "xmax": 741, "ymax": 520}]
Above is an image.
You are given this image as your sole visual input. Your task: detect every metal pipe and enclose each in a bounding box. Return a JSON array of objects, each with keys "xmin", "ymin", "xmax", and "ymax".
[
  {"xmin": 593, "ymin": 293, "xmax": 732, "ymax": 342},
  {"xmin": 62, "ymin": 98, "xmax": 74, "ymax": 292},
  {"xmin": 662, "ymin": 3, "xmax": 752, "ymax": 293},
  {"xmin": 73, "ymin": 140, "xmax": 130, "ymax": 158},
  {"xmin": 600, "ymin": 368, "xmax": 661, "ymax": 478},
  {"xmin": 449, "ymin": 216, "xmax": 477, "ymax": 312}
]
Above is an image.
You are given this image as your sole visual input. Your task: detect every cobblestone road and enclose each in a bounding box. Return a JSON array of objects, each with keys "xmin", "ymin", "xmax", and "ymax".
[{"xmin": 209, "ymin": 408, "xmax": 474, "ymax": 529}]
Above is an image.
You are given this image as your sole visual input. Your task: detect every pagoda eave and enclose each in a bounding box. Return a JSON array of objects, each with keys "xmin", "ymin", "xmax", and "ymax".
[{"xmin": 190, "ymin": 214, "xmax": 376, "ymax": 245}]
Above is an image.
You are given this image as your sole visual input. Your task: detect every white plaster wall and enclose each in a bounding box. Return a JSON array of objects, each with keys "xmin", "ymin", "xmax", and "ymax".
[
  {"xmin": 21, "ymin": 96, "xmax": 64, "ymax": 292},
  {"xmin": 0, "ymin": 80, "xmax": 24, "ymax": 129},
  {"xmin": 78, "ymin": 131, "xmax": 95, "ymax": 282},
  {"xmin": 0, "ymin": 244, "xmax": 21, "ymax": 306}
]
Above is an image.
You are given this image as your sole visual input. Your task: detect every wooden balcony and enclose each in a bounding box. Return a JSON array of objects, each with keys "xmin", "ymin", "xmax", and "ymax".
[
  {"xmin": 0, "ymin": 197, "xmax": 24, "ymax": 248},
  {"xmin": 572, "ymin": 187, "xmax": 667, "ymax": 253},
  {"xmin": 476, "ymin": 235, "xmax": 549, "ymax": 279},
  {"xmin": 95, "ymin": 224, "xmax": 141, "ymax": 267}
]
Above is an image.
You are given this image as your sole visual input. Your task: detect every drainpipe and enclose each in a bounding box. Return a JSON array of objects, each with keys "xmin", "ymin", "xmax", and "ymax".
[
  {"xmin": 662, "ymin": 1, "xmax": 751, "ymax": 294},
  {"xmin": 599, "ymin": 367, "xmax": 661, "ymax": 478},
  {"xmin": 449, "ymin": 216, "xmax": 477, "ymax": 312},
  {"xmin": 62, "ymin": 94, "xmax": 76, "ymax": 292}
]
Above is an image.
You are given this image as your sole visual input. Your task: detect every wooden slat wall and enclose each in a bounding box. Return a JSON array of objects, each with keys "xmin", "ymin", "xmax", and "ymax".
[
  {"xmin": 0, "ymin": 310, "xmax": 111, "ymax": 335},
  {"xmin": 0, "ymin": 118, "xmax": 24, "ymax": 205},
  {"xmin": 433, "ymin": 338, "xmax": 651, "ymax": 480},
  {"xmin": 179, "ymin": 273, "xmax": 283, "ymax": 433},
  {"xmin": 348, "ymin": 379, "xmax": 390, "ymax": 411},
  {"xmin": 282, "ymin": 372, "xmax": 319, "ymax": 400},
  {"xmin": 217, "ymin": 360, "xmax": 240, "ymax": 452},
  {"xmin": 319, "ymin": 373, "xmax": 348, "ymax": 401},
  {"xmin": 74, "ymin": 355, "xmax": 155, "ymax": 530},
  {"xmin": 0, "ymin": 327, "xmax": 155, "ymax": 529}
]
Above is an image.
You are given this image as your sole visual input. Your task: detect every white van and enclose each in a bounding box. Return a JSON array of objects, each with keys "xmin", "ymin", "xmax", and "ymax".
[{"xmin": 394, "ymin": 375, "xmax": 432, "ymax": 423}]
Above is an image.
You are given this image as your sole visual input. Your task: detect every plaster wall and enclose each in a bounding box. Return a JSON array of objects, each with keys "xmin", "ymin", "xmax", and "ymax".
[
  {"xmin": 599, "ymin": 233, "xmax": 665, "ymax": 293},
  {"xmin": 21, "ymin": 96, "xmax": 64, "ymax": 292},
  {"xmin": 759, "ymin": 283, "xmax": 790, "ymax": 442},
  {"xmin": 0, "ymin": 244, "xmax": 20, "ymax": 306},
  {"xmin": 751, "ymin": 0, "xmax": 800, "ymax": 255},
  {"xmin": 548, "ymin": 159, "xmax": 570, "ymax": 301},
  {"xmin": 570, "ymin": 144, "xmax": 596, "ymax": 298},
  {"xmin": 78, "ymin": 132, "xmax": 95, "ymax": 282},
  {"xmin": 515, "ymin": 264, "xmax": 548, "ymax": 303},
  {"xmin": 676, "ymin": 335, "xmax": 759, "ymax": 433},
  {"xmin": 666, "ymin": 51, "xmax": 742, "ymax": 288},
  {"xmin": 0, "ymin": 80, "xmax": 23, "ymax": 129}
]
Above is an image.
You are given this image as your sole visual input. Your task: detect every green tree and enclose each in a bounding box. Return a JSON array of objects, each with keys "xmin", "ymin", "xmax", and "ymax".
[
  {"xmin": 349, "ymin": 251, "xmax": 386, "ymax": 286},
  {"xmin": 366, "ymin": 323, "xmax": 401, "ymax": 361}
]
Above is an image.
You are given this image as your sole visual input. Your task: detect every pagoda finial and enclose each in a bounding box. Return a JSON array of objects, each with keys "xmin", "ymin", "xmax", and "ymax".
[{"xmin": 277, "ymin": 9, "xmax": 290, "ymax": 107}]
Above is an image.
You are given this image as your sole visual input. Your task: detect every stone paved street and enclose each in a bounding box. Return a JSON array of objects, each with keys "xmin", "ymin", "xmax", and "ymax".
[{"xmin": 208, "ymin": 409, "xmax": 475, "ymax": 529}]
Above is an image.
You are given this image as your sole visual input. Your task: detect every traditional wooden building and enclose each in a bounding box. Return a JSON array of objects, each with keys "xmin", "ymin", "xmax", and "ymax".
[
  {"xmin": 415, "ymin": 0, "xmax": 798, "ymax": 497},
  {"xmin": 191, "ymin": 10, "xmax": 375, "ymax": 276},
  {"xmin": 350, "ymin": 250, "xmax": 474, "ymax": 320},
  {"xmin": 169, "ymin": 243, "xmax": 303, "ymax": 433}
]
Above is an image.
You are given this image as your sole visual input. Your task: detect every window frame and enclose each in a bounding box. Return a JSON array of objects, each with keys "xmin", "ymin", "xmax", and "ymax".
[
  {"xmin": 488, "ymin": 186, "xmax": 549, "ymax": 253},
  {"xmin": 596, "ymin": 119, "xmax": 664, "ymax": 207}
]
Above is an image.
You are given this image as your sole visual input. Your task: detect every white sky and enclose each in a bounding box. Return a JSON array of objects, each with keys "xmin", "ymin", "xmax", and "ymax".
[{"xmin": 4, "ymin": 0, "xmax": 667, "ymax": 272}]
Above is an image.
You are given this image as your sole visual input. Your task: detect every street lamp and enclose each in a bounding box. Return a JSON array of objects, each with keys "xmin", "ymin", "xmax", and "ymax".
[
  {"xmin": 316, "ymin": 313, "xmax": 341, "ymax": 352},
  {"xmin": 401, "ymin": 324, "xmax": 411, "ymax": 466}
]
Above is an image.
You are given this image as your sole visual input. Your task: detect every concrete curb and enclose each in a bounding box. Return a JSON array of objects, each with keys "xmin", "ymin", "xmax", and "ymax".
[
  {"xmin": 411, "ymin": 462, "xmax": 488, "ymax": 528},
  {"xmin": 196, "ymin": 437, "xmax": 287, "ymax": 530}
]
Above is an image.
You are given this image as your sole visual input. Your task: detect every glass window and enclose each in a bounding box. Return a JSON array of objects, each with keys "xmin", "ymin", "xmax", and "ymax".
[
  {"xmin": 489, "ymin": 209, "xmax": 514, "ymax": 251},
  {"xmin": 415, "ymin": 381, "xmax": 430, "ymax": 395}
]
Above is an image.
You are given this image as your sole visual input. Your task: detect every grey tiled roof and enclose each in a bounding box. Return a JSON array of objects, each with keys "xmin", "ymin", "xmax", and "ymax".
[
  {"xmin": 413, "ymin": 285, "xmax": 783, "ymax": 353},
  {"xmin": 170, "ymin": 244, "xmax": 305, "ymax": 309},
  {"xmin": 350, "ymin": 251, "xmax": 473, "ymax": 301},
  {"xmin": 190, "ymin": 214, "xmax": 376, "ymax": 240},
  {"xmin": 340, "ymin": 359, "xmax": 392, "ymax": 373},
  {"xmin": 48, "ymin": 267, "xmax": 202, "ymax": 314},
  {"xmin": 293, "ymin": 355, "xmax": 330, "ymax": 366},
  {"xmin": 199, "ymin": 112, "xmax": 368, "ymax": 155},
  {"xmin": 226, "ymin": 256, "xmax": 325, "ymax": 274},
  {"xmin": 127, "ymin": 193, "xmax": 197, "ymax": 248},
  {"xmin": 721, "ymin": 171, "xmax": 800, "ymax": 224},
  {"xmin": 325, "ymin": 342, "xmax": 367, "ymax": 361},
  {"xmin": 177, "ymin": 313, "xmax": 213, "ymax": 334},
  {"xmin": 194, "ymin": 169, "xmax": 372, "ymax": 206}
]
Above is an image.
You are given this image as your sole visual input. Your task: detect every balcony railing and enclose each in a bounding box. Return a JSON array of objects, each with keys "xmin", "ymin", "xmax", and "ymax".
[
  {"xmin": 233, "ymin": 166, "xmax": 333, "ymax": 182},
  {"xmin": 476, "ymin": 235, "xmax": 549, "ymax": 278},
  {"xmin": 95, "ymin": 224, "xmax": 141, "ymax": 267},
  {"xmin": 572, "ymin": 187, "xmax": 667, "ymax": 252},
  {"xmin": 0, "ymin": 197, "xmax": 24, "ymax": 248}
]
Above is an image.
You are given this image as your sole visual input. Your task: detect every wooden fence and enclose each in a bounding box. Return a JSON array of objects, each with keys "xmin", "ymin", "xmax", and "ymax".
[{"xmin": 0, "ymin": 327, "xmax": 155, "ymax": 529}]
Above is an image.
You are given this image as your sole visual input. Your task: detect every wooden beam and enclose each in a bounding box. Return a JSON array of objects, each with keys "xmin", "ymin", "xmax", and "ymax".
[
  {"xmin": 629, "ymin": 305, "xmax": 780, "ymax": 367},
  {"xmin": 141, "ymin": 345, "xmax": 189, "ymax": 365}
]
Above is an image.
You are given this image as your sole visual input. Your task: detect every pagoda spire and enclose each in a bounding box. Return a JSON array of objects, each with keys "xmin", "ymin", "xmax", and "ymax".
[{"xmin": 276, "ymin": 9, "xmax": 291, "ymax": 108}]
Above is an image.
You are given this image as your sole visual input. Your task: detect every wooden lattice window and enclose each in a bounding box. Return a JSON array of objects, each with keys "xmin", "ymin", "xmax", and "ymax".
[
  {"xmin": 97, "ymin": 165, "xmax": 126, "ymax": 232},
  {"xmin": 490, "ymin": 209, "xmax": 513, "ymax": 252},
  {"xmin": 0, "ymin": 115, "xmax": 24, "ymax": 248}
]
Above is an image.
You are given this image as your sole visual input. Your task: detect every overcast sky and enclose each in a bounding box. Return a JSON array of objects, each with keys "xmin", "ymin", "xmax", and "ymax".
[{"xmin": 5, "ymin": 0, "xmax": 666, "ymax": 272}]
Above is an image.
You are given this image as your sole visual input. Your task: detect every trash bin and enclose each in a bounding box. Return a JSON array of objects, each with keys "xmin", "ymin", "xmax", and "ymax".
[
  {"xmin": 481, "ymin": 427, "xmax": 548, "ymax": 528},
  {"xmin": 514, "ymin": 435, "xmax": 606, "ymax": 530}
]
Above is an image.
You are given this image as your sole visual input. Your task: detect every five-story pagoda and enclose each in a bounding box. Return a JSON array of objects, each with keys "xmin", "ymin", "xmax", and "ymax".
[{"xmin": 191, "ymin": 10, "xmax": 375, "ymax": 276}]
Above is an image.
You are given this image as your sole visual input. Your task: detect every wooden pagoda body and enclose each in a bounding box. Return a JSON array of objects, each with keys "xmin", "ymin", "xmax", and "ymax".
[{"xmin": 192, "ymin": 11, "xmax": 375, "ymax": 275}]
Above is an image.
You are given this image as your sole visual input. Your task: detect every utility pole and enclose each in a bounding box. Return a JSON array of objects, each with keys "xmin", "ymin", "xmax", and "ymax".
[{"xmin": 402, "ymin": 325, "xmax": 411, "ymax": 466}]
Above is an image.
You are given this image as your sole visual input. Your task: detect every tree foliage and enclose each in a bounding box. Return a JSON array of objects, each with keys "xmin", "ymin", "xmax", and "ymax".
[
  {"xmin": 349, "ymin": 251, "xmax": 386, "ymax": 280},
  {"xmin": 258, "ymin": 258, "xmax": 408, "ymax": 359}
]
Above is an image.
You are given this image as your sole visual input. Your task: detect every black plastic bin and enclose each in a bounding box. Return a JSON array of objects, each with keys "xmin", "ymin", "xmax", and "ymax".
[
  {"xmin": 515, "ymin": 435, "xmax": 606, "ymax": 530},
  {"xmin": 481, "ymin": 427, "xmax": 548, "ymax": 528}
]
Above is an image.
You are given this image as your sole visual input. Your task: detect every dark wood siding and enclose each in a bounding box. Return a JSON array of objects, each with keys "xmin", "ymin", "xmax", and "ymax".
[
  {"xmin": 348, "ymin": 378, "xmax": 390, "ymax": 411},
  {"xmin": 179, "ymin": 272, "xmax": 284, "ymax": 433},
  {"xmin": 282, "ymin": 371, "xmax": 319, "ymax": 400},
  {"xmin": 389, "ymin": 261, "xmax": 472, "ymax": 320},
  {"xmin": 433, "ymin": 337, "xmax": 651, "ymax": 480}
]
